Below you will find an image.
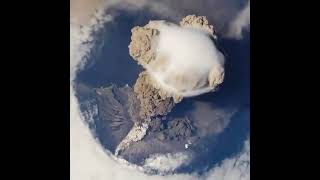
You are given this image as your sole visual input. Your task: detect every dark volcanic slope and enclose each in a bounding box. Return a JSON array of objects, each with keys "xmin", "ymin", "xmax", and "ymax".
[
  {"xmin": 95, "ymin": 85, "xmax": 135, "ymax": 152},
  {"xmin": 76, "ymin": 83, "xmax": 235, "ymax": 166},
  {"xmin": 76, "ymin": 83, "xmax": 134, "ymax": 153}
]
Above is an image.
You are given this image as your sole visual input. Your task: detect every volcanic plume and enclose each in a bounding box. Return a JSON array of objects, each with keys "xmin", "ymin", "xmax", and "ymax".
[{"xmin": 129, "ymin": 15, "xmax": 225, "ymax": 119}]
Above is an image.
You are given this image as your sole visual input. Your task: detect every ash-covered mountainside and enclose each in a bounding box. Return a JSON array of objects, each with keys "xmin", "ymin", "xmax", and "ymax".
[{"xmin": 76, "ymin": 82, "xmax": 234, "ymax": 165}]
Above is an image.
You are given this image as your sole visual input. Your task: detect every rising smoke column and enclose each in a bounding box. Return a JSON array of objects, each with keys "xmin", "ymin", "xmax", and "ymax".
[
  {"xmin": 115, "ymin": 15, "xmax": 226, "ymax": 156},
  {"xmin": 129, "ymin": 15, "xmax": 225, "ymax": 117}
]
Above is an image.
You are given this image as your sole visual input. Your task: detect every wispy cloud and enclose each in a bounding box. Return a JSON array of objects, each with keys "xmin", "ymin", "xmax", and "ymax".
[
  {"xmin": 227, "ymin": 1, "xmax": 250, "ymax": 39},
  {"xmin": 143, "ymin": 152, "xmax": 192, "ymax": 173},
  {"xmin": 205, "ymin": 139, "xmax": 250, "ymax": 180},
  {"xmin": 70, "ymin": 0, "xmax": 250, "ymax": 38}
]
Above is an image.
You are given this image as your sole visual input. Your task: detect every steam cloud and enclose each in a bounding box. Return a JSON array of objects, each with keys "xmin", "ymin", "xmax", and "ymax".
[{"xmin": 151, "ymin": 23, "xmax": 225, "ymax": 97}]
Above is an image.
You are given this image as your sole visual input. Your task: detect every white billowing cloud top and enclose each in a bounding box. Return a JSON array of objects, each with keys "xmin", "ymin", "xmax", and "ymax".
[{"xmin": 147, "ymin": 24, "xmax": 225, "ymax": 97}]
